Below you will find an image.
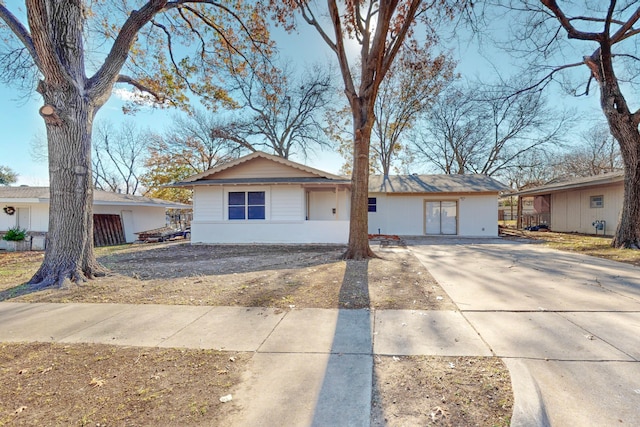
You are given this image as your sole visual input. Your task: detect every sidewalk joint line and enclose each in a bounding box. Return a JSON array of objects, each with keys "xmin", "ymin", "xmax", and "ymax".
[{"xmin": 156, "ymin": 305, "xmax": 217, "ymax": 347}]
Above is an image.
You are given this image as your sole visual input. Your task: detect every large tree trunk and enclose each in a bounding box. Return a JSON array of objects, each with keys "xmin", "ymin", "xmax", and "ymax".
[
  {"xmin": 344, "ymin": 102, "xmax": 376, "ymax": 259},
  {"xmin": 606, "ymin": 112, "xmax": 640, "ymax": 248},
  {"xmin": 588, "ymin": 51, "xmax": 640, "ymax": 248},
  {"xmin": 28, "ymin": 86, "xmax": 104, "ymax": 288}
]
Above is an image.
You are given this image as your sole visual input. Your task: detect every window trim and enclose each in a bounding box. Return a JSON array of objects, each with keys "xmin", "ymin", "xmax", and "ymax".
[{"xmin": 227, "ymin": 190, "xmax": 266, "ymax": 220}]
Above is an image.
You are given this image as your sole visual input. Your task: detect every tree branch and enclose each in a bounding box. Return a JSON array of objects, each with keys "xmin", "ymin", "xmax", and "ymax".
[
  {"xmin": 117, "ymin": 74, "xmax": 166, "ymax": 102},
  {"xmin": 610, "ymin": 6, "xmax": 640, "ymax": 44},
  {"xmin": 540, "ymin": 0, "xmax": 603, "ymax": 41},
  {"xmin": 87, "ymin": 0, "xmax": 170, "ymax": 101},
  {"xmin": 0, "ymin": 5, "xmax": 42, "ymax": 71}
]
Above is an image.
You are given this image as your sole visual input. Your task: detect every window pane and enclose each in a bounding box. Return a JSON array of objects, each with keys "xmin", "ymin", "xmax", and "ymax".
[
  {"xmin": 248, "ymin": 191, "xmax": 265, "ymax": 205},
  {"xmin": 229, "ymin": 206, "xmax": 245, "ymax": 220},
  {"xmin": 229, "ymin": 192, "xmax": 245, "ymax": 206},
  {"xmin": 425, "ymin": 201, "xmax": 441, "ymax": 234},
  {"xmin": 368, "ymin": 197, "xmax": 377, "ymax": 212},
  {"xmin": 440, "ymin": 201, "xmax": 457, "ymax": 235},
  {"xmin": 248, "ymin": 206, "xmax": 265, "ymax": 219}
]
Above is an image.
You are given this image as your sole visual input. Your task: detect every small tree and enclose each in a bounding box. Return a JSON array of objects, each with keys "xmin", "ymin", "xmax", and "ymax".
[{"xmin": 0, "ymin": 165, "xmax": 17, "ymax": 185}]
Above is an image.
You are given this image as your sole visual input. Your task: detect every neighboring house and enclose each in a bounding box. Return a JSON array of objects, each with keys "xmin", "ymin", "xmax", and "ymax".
[
  {"xmin": 0, "ymin": 186, "xmax": 189, "ymax": 249},
  {"xmin": 512, "ymin": 171, "xmax": 624, "ymax": 235},
  {"xmin": 172, "ymin": 151, "xmax": 507, "ymax": 244}
]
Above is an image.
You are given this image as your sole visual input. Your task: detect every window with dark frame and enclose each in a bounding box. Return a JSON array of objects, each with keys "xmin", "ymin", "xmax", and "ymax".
[
  {"xmin": 228, "ymin": 191, "xmax": 266, "ymax": 220},
  {"xmin": 368, "ymin": 197, "xmax": 377, "ymax": 212},
  {"xmin": 590, "ymin": 195, "xmax": 604, "ymax": 209}
]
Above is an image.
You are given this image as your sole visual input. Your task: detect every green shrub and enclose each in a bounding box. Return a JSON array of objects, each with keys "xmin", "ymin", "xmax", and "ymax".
[{"xmin": 2, "ymin": 226, "xmax": 27, "ymax": 241}]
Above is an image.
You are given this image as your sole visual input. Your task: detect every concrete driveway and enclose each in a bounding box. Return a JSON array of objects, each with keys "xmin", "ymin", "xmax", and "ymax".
[{"xmin": 407, "ymin": 237, "xmax": 640, "ymax": 426}]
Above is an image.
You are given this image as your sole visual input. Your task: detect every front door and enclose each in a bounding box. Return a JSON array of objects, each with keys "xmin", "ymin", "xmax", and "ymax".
[
  {"xmin": 17, "ymin": 207, "xmax": 30, "ymax": 230},
  {"xmin": 425, "ymin": 201, "xmax": 457, "ymax": 235}
]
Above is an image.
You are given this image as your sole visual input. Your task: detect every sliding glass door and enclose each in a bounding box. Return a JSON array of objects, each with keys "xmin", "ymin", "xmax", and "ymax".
[{"xmin": 425, "ymin": 201, "xmax": 457, "ymax": 235}]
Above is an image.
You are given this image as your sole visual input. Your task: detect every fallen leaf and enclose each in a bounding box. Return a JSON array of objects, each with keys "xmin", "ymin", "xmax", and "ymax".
[{"xmin": 89, "ymin": 378, "xmax": 106, "ymax": 388}]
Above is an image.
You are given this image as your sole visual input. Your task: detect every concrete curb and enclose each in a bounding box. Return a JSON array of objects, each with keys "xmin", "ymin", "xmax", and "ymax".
[{"xmin": 503, "ymin": 358, "xmax": 550, "ymax": 426}]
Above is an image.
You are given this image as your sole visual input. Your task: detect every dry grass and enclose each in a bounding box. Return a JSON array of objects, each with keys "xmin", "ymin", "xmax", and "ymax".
[{"xmin": 504, "ymin": 229, "xmax": 640, "ymax": 266}]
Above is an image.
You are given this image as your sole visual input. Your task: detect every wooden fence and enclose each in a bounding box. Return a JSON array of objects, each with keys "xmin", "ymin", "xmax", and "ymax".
[{"xmin": 93, "ymin": 214, "xmax": 126, "ymax": 247}]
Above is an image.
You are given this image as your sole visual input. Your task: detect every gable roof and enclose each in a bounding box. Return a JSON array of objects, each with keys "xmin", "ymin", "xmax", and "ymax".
[
  {"xmin": 179, "ymin": 151, "xmax": 347, "ymax": 184},
  {"xmin": 512, "ymin": 171, "xmax": 624, "ymax": 197},
  {"xmin": 0, "ymin": 186, "xmax": 189, "ymax": 208},
  {"xmin": 369, "ymin": 174, "xmax": 508, "ymax": 194}
]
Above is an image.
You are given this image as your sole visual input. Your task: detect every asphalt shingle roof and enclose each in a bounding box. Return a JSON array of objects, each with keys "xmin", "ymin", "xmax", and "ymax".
[
  {"xmin": 368, "ymin": 174, "xmax": 508, "ymax": 193},
  {"xmin": 0, "ymin": 186, "xmax": 189, "ymax": 208},
  {"xmin": 511, "ymin": 171, "xmax": 624, "ymax": 196}
]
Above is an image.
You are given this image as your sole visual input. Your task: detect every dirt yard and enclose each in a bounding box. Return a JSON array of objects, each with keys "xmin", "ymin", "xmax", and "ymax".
[{"xmin": 0, "ymin": 242, "xmax": 513, "ymax": 426}]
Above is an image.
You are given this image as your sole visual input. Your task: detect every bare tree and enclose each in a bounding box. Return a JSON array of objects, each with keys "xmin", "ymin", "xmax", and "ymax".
[
  {"xmin": 372, "ymin": 48, "xmax": 456, "ymax": 175},
  {"xmin": 140, "ymin": 110, "xmax": 245, "ymax": 203},
  {"xmin": 412, "ymin": 82, "xmax": 570, "ymax": 177},
  {"xmin": 552, "ymin": 125, "xmax": 623, "ymax": 178},
  {"xmin": 164, "ymin": 111, "xmax": 243, "ymax": 172},
  {"xmin": 0, "ymin": 1, "xmax": 269, "ymax": 288},
  {"xmin": 92, "ymin": 122, "xmax": 147, "ymax": 195},
  {"xmin": 272, "ymin": 0, "xmax": 463, "ymax": 259},
  {"xmin": 211, "ymin": 62, "xmax": 335, "ymax": 159},
  {"xmin": 499, "ymin": 1, "xmax": 640, "ymax": 248}
]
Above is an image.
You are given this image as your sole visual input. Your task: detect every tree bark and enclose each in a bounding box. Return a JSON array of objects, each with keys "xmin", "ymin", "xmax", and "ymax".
[
  {"xmin": 343, "ymin": 100, "xmax": 376, "ymax": 259},
  {"xmin": 23, "ymin": 0, "xmax": 109, "ymax": 288},
  {"xmin": 28, "ymin": 84, "xmax": 105, "ymax": 288},
  {"xmin": 587, "ymin": 51, "xmax": 640, "ymax": 248},
  {"xmin": 602, "ymin": 90, "xmax": 640, "ymax": 248}
]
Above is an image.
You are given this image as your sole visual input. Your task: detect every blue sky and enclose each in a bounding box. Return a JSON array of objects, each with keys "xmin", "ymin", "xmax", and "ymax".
[{"xmin": 0, "ymin": 3, "xmax": 607, "ymax": 186}]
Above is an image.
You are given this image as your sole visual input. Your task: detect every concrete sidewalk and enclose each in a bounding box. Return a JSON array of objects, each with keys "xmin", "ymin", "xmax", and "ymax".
[
  {"xmin": 4, "ymin": 238, "xmax": 639, "ymax": 425},
  {"xmin": 0, "ymin": 302, "xmax": 491, "ymax": 426},
  {"xmin": 408, "ymin": 238, "xmax": 640, "ymax": 427}
]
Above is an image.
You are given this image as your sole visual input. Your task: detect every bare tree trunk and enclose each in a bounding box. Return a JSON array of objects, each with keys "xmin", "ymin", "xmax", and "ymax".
[
  {"xmin": 344, "ymin": 103, "xmax": 376, "ymax": 259},
  {"xmin": 588, "ymin": 52, "xmax": 640, "ymax": 248},
  {"xmin": 607, "ymin": 115, "xmax": 640, "ymax": 248},
  {"xmin": 28, "ymin": 85, "xmax": 104, "ymax": 288}
]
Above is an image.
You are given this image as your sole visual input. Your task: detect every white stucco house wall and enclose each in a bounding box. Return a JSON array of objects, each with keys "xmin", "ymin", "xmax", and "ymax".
[
  {"xmin": 172, "ymin": 152, "xmax": 507, "ymax": 244},
  {"xmin": 0, "ymin": 186, "xmax": 188, "ymax": 249},
  {"xmin": 513, "ymin": 171, "xmax": 624, "ymax": 235}
]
